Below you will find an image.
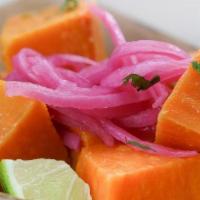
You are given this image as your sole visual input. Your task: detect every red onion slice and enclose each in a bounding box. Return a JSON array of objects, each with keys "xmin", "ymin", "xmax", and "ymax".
[
  {"xmin": 6, "ymin": 81, "xmax": 151, "ymax": 109},
  {"xmin": 48, "ymin": 54, "xmax": 97, "ymax": 72},
  {"xmin": 90, "ymin": 5, "xmax": 126, "ymax": 46},
  {"xmin": 118, "ymin": 108, "xmax": 160, "ymax": 128},
  {"xmin": 100, "ymin": 120, "xmax": 197, "ymax": 157}
]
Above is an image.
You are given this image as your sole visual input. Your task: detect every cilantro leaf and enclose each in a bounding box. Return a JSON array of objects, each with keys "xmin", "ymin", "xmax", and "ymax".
[
  {"xmin": 192, "ymin": 61, "xmax": 200, "ymax": 73},
  {"xmin": 127, "ymin": 141, "xmax": 156, "ymax": 152},
  {"xmin": 61, "ymin": 0, "xmax": 79, "ymax": 11},
  {"xmin": 123, "ymin": 74, "xmax": 160, "ymax": 91}
]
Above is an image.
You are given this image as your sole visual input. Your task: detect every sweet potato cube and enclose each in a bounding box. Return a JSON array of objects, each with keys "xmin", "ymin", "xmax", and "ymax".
[
  {"xmin": 76, "ymin": 143, "xmax": 200, "ymax": 200},
  {"xmin": 0, "ymin": 81, "xmax": 68, "ymax": 160},
  {"xmin": 1, "ymin": 2, "xmax": 105, "ymax": 71},
  {"xmin": 156, "ymin": 65, "xmax": 200, "ymax": 151}
]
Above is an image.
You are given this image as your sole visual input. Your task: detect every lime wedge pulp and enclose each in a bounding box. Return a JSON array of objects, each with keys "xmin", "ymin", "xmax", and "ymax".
[{"xmin": 0, "ymin": 159, "xmax": 92, "ymax": 200}]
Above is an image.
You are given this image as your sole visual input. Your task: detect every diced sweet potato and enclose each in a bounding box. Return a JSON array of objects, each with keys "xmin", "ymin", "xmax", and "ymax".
[
  {"xmin": 69, "ymin": 130, "xmax": 101, "ymax": 168},
  {"xmin": 78, "ymin": 130, "xmax": 102, "ymax": 147},
  {"xmin": 1, "ymin": 2, "xmax": 105, "ymax": 71},
  {"xmin": 0, "ymin": 80, "xmax": 68, "ymax": 160},
  {"xmin": 156, "ymin": 65, "xmax": 200, "ymax": 151},
  {"xmin": 76, "ymin": 142, "xmax": 200, "ymax": 200}
]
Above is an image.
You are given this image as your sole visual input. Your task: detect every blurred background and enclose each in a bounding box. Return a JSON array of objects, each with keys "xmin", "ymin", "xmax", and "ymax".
[
  {"xmin": 0, "ymin": 0, "xmax": 199, "ymax": 50},
  {"xmin": 99, "ymin": 0, "xmax": 200, "ymax": 49}
]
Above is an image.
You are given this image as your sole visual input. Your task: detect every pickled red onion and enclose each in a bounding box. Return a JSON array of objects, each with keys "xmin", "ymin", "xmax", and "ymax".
[
  {"xmin": 100, "ymin": 120, "xmax": 197, "ymax": 157},
  {"xmin": 48, "ymin": 54, "xmax": 97, "ymax": 71},
  {"xmin": 51, "ymin": 108, "xmax": 115, "ymax": 146},
  {"xmin": 5, "ymin": 6, "xmax": 197, "ymax": 157},
  {"xmin": 118, "ymin": 108, "xmax": 160, "ymax": 128},
  {"xmin": 90, "ymin": 5, "xmax": 126, "ymax": 46},
  {"xmin": 62, "ymin": 131, "xmax": 81, "ymax": 150},
  {"xmin": 6, "ymin": 81, "xmax": 150, "ymax": 109}
]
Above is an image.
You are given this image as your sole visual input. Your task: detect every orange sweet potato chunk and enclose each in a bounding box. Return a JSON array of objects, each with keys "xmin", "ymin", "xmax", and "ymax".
[
  {"xmin": 69, "ymin": 130, "xmax": 101, "ymax": 167},
  {"xmin": 156, "ymin": 65, "xmax": 200, "ymax": 151},
  {"xmin": 78, "ymin": 130, "xmax": 102, "ymax": 147},
  {"xmin": 0, "ymin": 81, "xmax": 68, "ymax": 160},
  {"xmin": 76, "ymin": 143, "xmax": 200, "ymax": 200},
  {"xmin": 1, "ymin": 2, "xmax": 105, "ymax": 71}
]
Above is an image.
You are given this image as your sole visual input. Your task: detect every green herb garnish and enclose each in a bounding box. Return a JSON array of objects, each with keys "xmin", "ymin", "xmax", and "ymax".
[
  {"xmin": 192, "ymin": 61, "xmax": 200, "ymax": 73},
  {"xmin": 127, "ymin": 141, "xmax": 156, "ymax": 152},
  {"xmin": 61, "ymin": 0, "xmax": 79, "ymax": 11},
  {"xmin": 123, "ymin": 74, "xmax": 160, "ymax": 91}
]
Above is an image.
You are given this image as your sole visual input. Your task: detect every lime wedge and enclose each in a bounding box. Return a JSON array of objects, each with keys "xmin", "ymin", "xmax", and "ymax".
[{"xmin": 0, "ymin": 159, "xmax": 92, "ymax": 200}]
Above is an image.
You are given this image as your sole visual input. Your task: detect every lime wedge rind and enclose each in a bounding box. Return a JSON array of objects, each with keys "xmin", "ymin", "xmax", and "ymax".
[{"xmin": 0, "ymin": 160, "xmax": 24, "ymax": 199}]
